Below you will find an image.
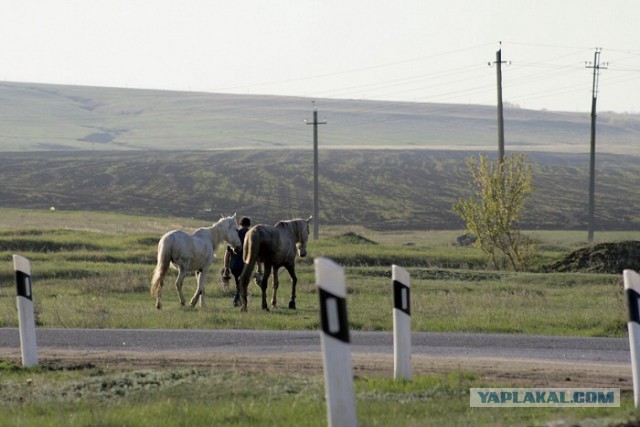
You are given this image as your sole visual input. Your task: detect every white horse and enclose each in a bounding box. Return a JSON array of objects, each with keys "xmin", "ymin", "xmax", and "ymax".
[{"xmin": 151, "ymin": 214, "xmax": 242, "ymax": 309}]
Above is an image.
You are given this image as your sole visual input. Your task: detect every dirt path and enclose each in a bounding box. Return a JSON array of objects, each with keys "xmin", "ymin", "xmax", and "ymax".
[{"xmin": 1, "ymin": 348, "xmax": 631, "ymax": 390}]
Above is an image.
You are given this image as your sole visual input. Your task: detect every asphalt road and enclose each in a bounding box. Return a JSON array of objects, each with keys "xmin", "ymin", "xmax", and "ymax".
[{"xmin": 0, "ymin": 328, "xmax": 629, "ymax": 364}]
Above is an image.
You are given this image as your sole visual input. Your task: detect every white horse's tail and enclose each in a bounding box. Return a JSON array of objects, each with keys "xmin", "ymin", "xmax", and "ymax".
[{"xmin": 151, "ymin": 235, "xmax": 172, "ymax": 297}]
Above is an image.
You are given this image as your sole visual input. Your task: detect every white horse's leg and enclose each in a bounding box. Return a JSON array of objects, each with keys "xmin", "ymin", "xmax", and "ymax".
[
  {"xmin": 190, "ymin": 269, "xmax": 208, "ymax": 308},
  {"xmin": 175, "ymin": 268, "xmax": 188, "ymax": 306},
  {"xmin": 199, "ymin": 270, "xmax": 208, "ymax": 308},
  {"xmin": 155, "ymin": 286, "xmax": 163, "ymax": 310}
]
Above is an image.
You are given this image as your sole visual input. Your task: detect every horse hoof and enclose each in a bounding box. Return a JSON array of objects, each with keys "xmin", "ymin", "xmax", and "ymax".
[
  {"xmin": 288, "ymin": 301, "xmax": 296, "ymax": 310},
  {"xmin": 156, "ymin": 304, "xmax": 162, "ymax": 310},
  {"xmin": 262, "ymin": 305, "xmax": 270, "ymax": 312}
]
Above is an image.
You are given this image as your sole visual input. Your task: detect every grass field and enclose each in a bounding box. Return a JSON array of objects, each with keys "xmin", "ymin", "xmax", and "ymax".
[
  {"xmin": 0, "ymin": 209, "xmax": 632, "ymax": 335},
  {"xmin": 0, "ymin": 361, "xmax": 636, "ymax": 427},
  {"xmin": 1, "ymin": 209, "xmax": 639, "ymax": 426},
  {"xmin": 1, "ymin": 149, "xmax": 640, "ymax": 232}
]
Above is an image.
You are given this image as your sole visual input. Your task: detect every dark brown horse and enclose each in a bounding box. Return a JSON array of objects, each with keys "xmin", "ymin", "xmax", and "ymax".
[{"xmin": 237, "ymin": 217, "xmax": 312, "ymax": 312}]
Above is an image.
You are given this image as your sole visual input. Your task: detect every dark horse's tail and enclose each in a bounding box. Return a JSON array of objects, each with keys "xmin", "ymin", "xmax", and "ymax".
[{"xmin": 238, "ymin": 227, "xmax": 260, "ymax": 310}]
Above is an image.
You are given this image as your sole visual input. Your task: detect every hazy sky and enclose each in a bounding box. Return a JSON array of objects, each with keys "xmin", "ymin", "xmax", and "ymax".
[{"xmin": 1, "ymin": 0, "xmax": 639, "ymax": 113}]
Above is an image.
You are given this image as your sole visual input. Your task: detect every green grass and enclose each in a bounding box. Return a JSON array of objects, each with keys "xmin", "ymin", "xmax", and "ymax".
[
  {"xmin": 0, "ymin": 361, "xmax": 636, "ymax": 427},
  {"xmin": 0, "ymin": 211, "xmax": 633, "ymax": 336}
]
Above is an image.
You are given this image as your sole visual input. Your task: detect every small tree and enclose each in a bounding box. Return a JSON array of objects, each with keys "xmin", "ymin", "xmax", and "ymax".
[{"xmin": 453, "ymin": 153, "xmax": 534, "ymax": 271}]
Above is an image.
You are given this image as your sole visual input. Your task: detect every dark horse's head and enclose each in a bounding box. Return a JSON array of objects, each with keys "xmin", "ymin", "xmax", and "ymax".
[{"xmin": 295, "ymin": 216, "xmax": 313, "ymax": 258}]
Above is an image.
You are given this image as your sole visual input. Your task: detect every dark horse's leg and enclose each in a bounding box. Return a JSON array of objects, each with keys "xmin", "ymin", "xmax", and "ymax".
[
  {"xmin": 271, "ymin": 268, "xmax": 279, "ymax": 308},
  {"xmin": 284, "ymin": 264, "xmax": 297, "ymax": 310},
  {"xmin": 260, "ymin": 263, "xmax": 272, "ymax": 311}
]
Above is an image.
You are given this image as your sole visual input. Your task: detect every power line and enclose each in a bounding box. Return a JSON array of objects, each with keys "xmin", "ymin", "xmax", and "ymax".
[{"xmin": 210, "ymin": 42, "xmax": 496, "ymax": 93}]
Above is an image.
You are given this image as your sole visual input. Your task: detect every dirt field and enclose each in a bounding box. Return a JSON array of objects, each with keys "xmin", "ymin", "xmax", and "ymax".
[{"xmin": 0, "ymin": 348, "xmax": 632, "ymax": 391}]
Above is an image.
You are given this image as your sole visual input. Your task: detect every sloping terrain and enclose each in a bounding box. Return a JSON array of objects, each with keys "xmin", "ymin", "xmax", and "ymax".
[
  {"xmin": 2, "ymin": 81, "xmax": 639, "ymax": 231},
  {"xmin": 1, "ymin": 150, "xmax": 639, "ymax": 231},
  {"xmin": 1, "ymin": 81, "xmax": 640, "ymax": 154}
]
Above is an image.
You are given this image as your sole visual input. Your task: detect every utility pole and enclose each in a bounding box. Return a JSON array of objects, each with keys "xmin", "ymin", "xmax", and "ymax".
[
  {"xmin": 490, "ymin": 43, "xmax": 508, "ymax": 163},
  {"xmin": 585, "ymin": 48, "xmax": 607, "ymax": 243},
  {"xmin": 305, "ymin": 101, "xmax": 326, "ymax": 240}
]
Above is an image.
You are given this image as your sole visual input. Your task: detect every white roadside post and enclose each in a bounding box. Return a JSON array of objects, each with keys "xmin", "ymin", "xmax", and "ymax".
[
  {"xmin": 315, "ymin": 257, "xmax": 357, "ymax": 427},
  {"xmin": 624, "ymin": 269, "xmax": 640, "ymax": 407},
  {"xmin": 13, "ymin": 255, "xmax": 38, "ymax": 367},
  {"xmin": 392, "ymin": 264, "xmax": 412, "ymax": 380}
]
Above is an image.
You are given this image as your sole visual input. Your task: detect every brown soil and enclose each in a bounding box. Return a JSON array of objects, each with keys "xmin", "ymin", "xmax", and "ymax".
[
  {"xmin": 0, "ymin": 348, "xmax": 632, "ymax": 391},
  {"xmin": 544, "ymin": 241, "xmax": 640, "ymax": 274}
]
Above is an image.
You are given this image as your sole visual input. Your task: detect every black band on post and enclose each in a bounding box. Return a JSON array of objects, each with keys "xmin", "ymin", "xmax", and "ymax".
[
  {"xmin": 628, "ymin": 288, "xmax": 640, "ymax": 324},
  {"xmin": 393, "ymin": 280, "xmax": 411, "ymax": 316},
  {"xmin": 319, "ymin": 288, "xmax": 350, "ymax": 343},
  {"xmin": 16, "ymin": 271, "xmax": 32, "ymax": 301}
]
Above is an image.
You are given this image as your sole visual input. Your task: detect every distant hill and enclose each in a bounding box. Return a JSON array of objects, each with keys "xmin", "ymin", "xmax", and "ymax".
[
  {"xmin": 2, "ymin": 82, "xmax": 639, "ymax": 231},
  {"xmin": 1, "ymin": 81, "xmax": 640, "ymax": 155}
]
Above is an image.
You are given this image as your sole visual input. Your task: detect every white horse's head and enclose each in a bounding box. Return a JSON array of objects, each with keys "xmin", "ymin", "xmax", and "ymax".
[{"xmin": 218, "ymin": 213, "xmax": 242, "ymax": 252}]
